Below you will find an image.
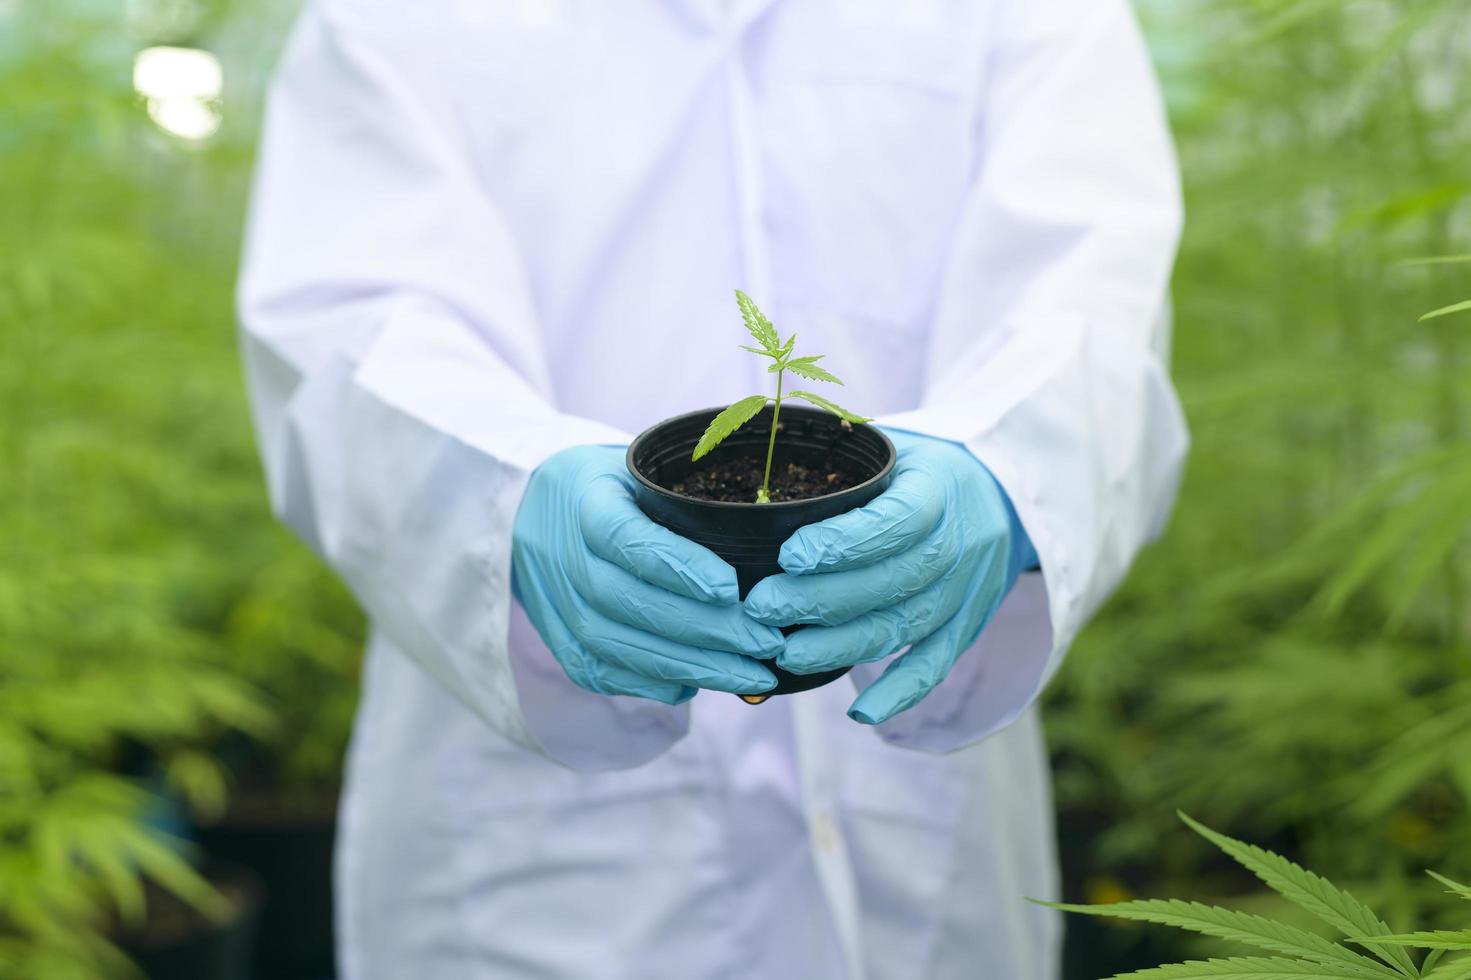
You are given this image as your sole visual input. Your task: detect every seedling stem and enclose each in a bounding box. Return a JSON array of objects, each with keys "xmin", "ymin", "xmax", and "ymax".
[{"xmin": 691, "ymin": 291, "xmax": 870, "ymax": 503}]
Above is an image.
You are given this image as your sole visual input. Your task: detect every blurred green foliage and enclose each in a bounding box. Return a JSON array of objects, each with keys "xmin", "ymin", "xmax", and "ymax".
[
  {"xmin": 1, "ymin": 1, "xmax": 361, "ymax": 974},
  {"xmin": 1047, "ymin": 0, "xmax": 1471, "ymax": 960}
]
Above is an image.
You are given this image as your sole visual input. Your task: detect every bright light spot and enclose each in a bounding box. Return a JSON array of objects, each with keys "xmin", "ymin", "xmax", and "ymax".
[
  {"xmin": 134, "ymin": 46, "xmax": 222, "ymax": 141},
  {"xmin": 146, "ymin": 96, "xmax": 221, "ymax": 140},
  {"xmin": 134, "ymin": 45, "xmax": 222, "ymax": 100}
]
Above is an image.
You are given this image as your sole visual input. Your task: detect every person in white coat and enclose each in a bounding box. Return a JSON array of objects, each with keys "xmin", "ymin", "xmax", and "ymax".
[{"xmin": 238, "ymin": 0, "xmax": 1186, "ymax": 977}]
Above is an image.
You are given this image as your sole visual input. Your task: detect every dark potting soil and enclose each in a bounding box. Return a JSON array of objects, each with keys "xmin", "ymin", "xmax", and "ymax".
[{"xmin": 673, "ymin": 457, "xmax": 863, "ymax": 503}]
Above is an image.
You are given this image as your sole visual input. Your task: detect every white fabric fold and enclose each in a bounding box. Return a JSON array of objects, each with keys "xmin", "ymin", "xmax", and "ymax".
[{"xmin": 239, "ymin": 6, "xmax": 689, "ymax": 766}]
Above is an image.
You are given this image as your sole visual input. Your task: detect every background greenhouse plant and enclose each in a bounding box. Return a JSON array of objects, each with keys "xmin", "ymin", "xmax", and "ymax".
[{"xmin": 1, "ymin": 1, "xmax": 361, "ymax": 976}]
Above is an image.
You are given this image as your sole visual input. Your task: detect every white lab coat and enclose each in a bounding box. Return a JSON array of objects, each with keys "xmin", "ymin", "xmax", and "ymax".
[{"xmin": 238, "ymin": 1, "xmax": 1185, "ymax": 977}]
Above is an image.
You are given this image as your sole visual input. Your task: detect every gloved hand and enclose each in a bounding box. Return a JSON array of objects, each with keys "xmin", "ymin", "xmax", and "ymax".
[
  {"xmin": 743, "ymin": 429, "xmax": 1036, "ymax": 725},
  {"xmin": 513, "ymin": 445, "xmax": 781, "ymax": 704}
]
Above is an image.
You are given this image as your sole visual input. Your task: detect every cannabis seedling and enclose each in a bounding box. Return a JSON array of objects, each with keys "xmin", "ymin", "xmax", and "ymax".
[{"xmin": 692, "ymin": 290, "xmax": 870, "ymax": 503}]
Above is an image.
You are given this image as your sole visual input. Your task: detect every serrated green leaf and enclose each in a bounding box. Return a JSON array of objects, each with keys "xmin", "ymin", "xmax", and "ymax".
[
  {"xmin": 778, "ymin": 333, "xmax": 796, "ymax": 358},
  {"xmin": 1422, "ymin": 950, "xmax": 1447, "ymax": 974},
  {"xmin": 1180, "ymin": 814, "xmax": 1418, "ymax": 977},
  {"xmin": 784, "ymin": 356, "xmax": 844, "ymax": 385},
  {"xmin": 1426, "ymin": 955, "xmax": 1471, "ymax": 980},
  {"xmin": 1428, "ymin": 872, "xmax": 1471, "ymax": 903},
  {"xmin": 1108, "ymin": 956, "xmax": 1390, "ymax": 979},
  {"xmin": 1348, "ymin": 932, "xmax": 1471, "ymax": 950},
  {"xmin": 1421, "ymin": 299, "xmax": 1471, "ymax": 321},
  {"xmin": 692, "ymin": 395, "xmax": 768, "ymax": 462},
  {"xmin": 787, "ymin": 390, "xmax": 871, "ymax": 424},
  {"xmin": 1038, "ymin": 899, "xmax": 1397, "ymax": 978},
  {"xmin": 739, "ymin": 344, "xmax": 778, "ymax": 359},
  {"xmin": 735, "ymin": 290, "xmax": 780, "ymax": 353}
]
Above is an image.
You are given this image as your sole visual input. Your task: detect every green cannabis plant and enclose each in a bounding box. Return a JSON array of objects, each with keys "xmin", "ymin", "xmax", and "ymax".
[
  {"xmin": 1045, "ymin": 813, "xmax": 1471, "ymax": 979},
  {"xmin": 692, "ymin": 291, "xmax": 870, "ymax": 503},
  {"xmin": 1, "ymin": 3, "xmax": 363, "ymax": 975}
]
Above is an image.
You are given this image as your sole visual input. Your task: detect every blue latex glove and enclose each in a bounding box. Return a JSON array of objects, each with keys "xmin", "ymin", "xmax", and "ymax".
[
  {"xmin": 743, "ymin": 429, "xmax": 1037, "ymax": 725},
  {"xmin": 512, "ymin": 445, "xmax": 781, "ymax": 704}
]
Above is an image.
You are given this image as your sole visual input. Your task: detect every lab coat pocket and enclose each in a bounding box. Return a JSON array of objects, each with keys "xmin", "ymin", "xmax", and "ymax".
[{"xmin": 759, "ymin": 9, "xmax": 979, "ymax": 332}]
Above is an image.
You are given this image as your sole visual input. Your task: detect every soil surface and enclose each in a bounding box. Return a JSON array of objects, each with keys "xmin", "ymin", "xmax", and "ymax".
[{"xmin": 673, "ymin": 457, "xmax": 863, "ymax": 503}]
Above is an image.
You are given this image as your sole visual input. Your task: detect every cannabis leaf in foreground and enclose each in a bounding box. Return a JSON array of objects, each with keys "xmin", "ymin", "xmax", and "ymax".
[
  {"xmin": 1428, "ymin": 873, "xmax": 1471, "ymax": 904},
  {"xmin": 693, "ymin": 290, "xmax": 871, "ymax": 503},
  {"xmin": 1352, "ymin": 933, "xmax": 1471, "ymax": 951},
  {"xmin": 1037, "ymin": 813, "xmax": 1469, "ymax": 980}
]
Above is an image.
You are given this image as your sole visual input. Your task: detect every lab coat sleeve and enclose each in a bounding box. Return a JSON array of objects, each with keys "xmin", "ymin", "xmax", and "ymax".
[
  {"xmin": 237, "ymin": 1, "xmax": 690, "ymax": 769},
  {"xmin": 864, "ymin": 0, "xmax": 1188, "ymax": 751}
]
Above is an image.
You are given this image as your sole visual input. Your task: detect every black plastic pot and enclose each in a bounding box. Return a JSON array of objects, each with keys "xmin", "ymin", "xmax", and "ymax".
[
  {"xmin": 119, "ymin": 862, "xmax": 262, "ymax": 980},
  {"xmin": 627, "ymin": 404, "xmax": 896, "ymax": 700}
]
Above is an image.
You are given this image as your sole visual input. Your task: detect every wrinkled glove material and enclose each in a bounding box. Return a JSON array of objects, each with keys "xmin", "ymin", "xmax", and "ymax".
[
  {"xmin": 744, "ymin": 428, "xmax": 1036, "ymax": 726},
  {"xmin": 513, "ymin": 445, "xmax": 781, "ymax": 703}
]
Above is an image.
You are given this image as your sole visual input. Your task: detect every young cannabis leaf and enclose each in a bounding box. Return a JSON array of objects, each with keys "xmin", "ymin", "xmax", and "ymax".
[
  {"xmin": 692, "ymin": 290, "xmax": 871, "ymax": 503},
  {"xmin": 1034, "ymin": 812, "xmax": 1471, "ymax": 979}
]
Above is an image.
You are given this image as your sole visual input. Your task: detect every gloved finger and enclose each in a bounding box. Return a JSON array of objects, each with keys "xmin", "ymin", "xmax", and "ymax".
[
  {"xmin": 520, "ymin": 579, "xmax": 695, "ymax": 705},
  {"xmin": 844, "ymin": 620, "xmax": 961, "ymax": 726},
  {"xmin": 581, "ymin": 612, "xmax": 778, "ymax": 696},
  {"xmin": 745, "ymin": 519, "xmax": 959, "ymax": 627},
  {"xmin": 778, "ymin": 465, "xmax": 944, "ymax": 574},
  {"xmin": 583, "ymin": 555, "xmax": 784, "ymax": 658},
  {"xmin": 580, "ymin": 477, "xmax": 740, "ymax": 605},
  {"xmin": 846, "ymin": 575, "xmax": 1001, "ymax": 725},
  {"xmin": 776, "ymin": 576, "xmax": 967, "ymax": 675},
  {"xmin": 587, "ymin": 662, "xmax": 699, "ymax": 706}
]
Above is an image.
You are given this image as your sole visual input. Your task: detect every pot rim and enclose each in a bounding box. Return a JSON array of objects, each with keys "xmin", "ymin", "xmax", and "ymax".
[{"xmin": 626, "ymin": 405, "xmax": 897, "ymax": 510}]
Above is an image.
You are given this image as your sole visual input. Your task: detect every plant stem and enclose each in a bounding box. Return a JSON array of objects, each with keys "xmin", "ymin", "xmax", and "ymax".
[{"xmin": 758, "ymin": 369, "xmax": 783, "ymax": 503}]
